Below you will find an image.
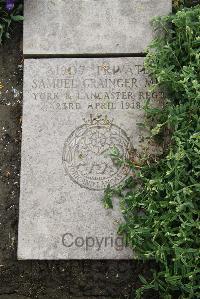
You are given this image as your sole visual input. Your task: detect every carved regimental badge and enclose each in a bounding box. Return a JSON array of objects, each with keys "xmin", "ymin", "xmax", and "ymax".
[{"xmin": 62, "ymin": 115, "xmax": 131, "ymax": 190}]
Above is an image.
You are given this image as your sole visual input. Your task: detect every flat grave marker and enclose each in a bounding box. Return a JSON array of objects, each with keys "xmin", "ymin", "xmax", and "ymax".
[
  {"xmin": 23, "ymin": 0, "xmax": 171, "ymax": 55},
  {"xmin": 18, "ymin": 57, "xmax": 164, "ymax": 259}
]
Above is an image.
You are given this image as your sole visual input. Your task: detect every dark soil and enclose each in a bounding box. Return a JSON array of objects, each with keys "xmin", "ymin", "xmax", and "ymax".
[{"xmin": 0, "ymin": 24, "xmax": 157, "ymax": 299}]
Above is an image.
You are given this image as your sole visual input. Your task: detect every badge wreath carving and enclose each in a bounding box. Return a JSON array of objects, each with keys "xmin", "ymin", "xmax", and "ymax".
[{"xmin": 63, "ymin": 114, "xmax": 131, "ymax": 190}]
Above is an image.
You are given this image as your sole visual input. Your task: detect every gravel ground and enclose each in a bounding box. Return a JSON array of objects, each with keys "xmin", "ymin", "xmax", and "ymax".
[{"xmin": 0, "ymin": 24, "xmax": 156, "ymax": 299}]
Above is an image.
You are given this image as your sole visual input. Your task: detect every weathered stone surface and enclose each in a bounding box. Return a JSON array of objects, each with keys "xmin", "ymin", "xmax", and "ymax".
[
  {"xmin": 23, "ymin": 0, "xmax": 171, "ymax": 55},
  {"xmin": 18, "ymin": 58, "xmax": 164, "ymax": 259}
]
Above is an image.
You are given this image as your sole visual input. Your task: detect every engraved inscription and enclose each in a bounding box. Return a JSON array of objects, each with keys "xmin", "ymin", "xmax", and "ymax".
[
  {"xmin": 30, "ymin": 62, "xmax": 164, "ymax": 113},
  {"xmin": 29, "ymin": 59, "xmax": 164, "ymax": 189}
]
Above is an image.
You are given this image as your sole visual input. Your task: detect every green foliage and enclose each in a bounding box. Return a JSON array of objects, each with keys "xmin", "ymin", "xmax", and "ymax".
[
  {"xmin": 0, "ymin": 0, "xmax": 23, "ymax": 44},
  {"xmin": 173, "ymin": 0, "xmax": 185, "ymax": 10},
  {"xmin": 173, "ymin": 0, "xmax": 200, "ymax": 11},
  {"xmin": 103, "ymin": 5, "xmax": 200, "ymax": 299}
]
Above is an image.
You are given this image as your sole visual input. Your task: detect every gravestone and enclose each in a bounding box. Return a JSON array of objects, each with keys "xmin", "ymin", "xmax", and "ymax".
[
  {"xmin": 23, "ymin": 0, "xmax": 171, "ymax": 55},
  {"xmin": 19, "ymin": 0, "xmax": 171, "ymax": 259},
  {"xmin": 18, "ymin": 57, "xmax": 164, "ymax": 259}
]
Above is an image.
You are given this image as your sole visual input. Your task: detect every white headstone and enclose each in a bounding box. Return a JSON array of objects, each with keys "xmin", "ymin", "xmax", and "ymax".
[
  {"xmin": 23, "ymin": 0, "xmax": 171, "ymax": 55},
  {"xmin": 18, "ymin": 57, "xmax": 164, "ymax": 259}
]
